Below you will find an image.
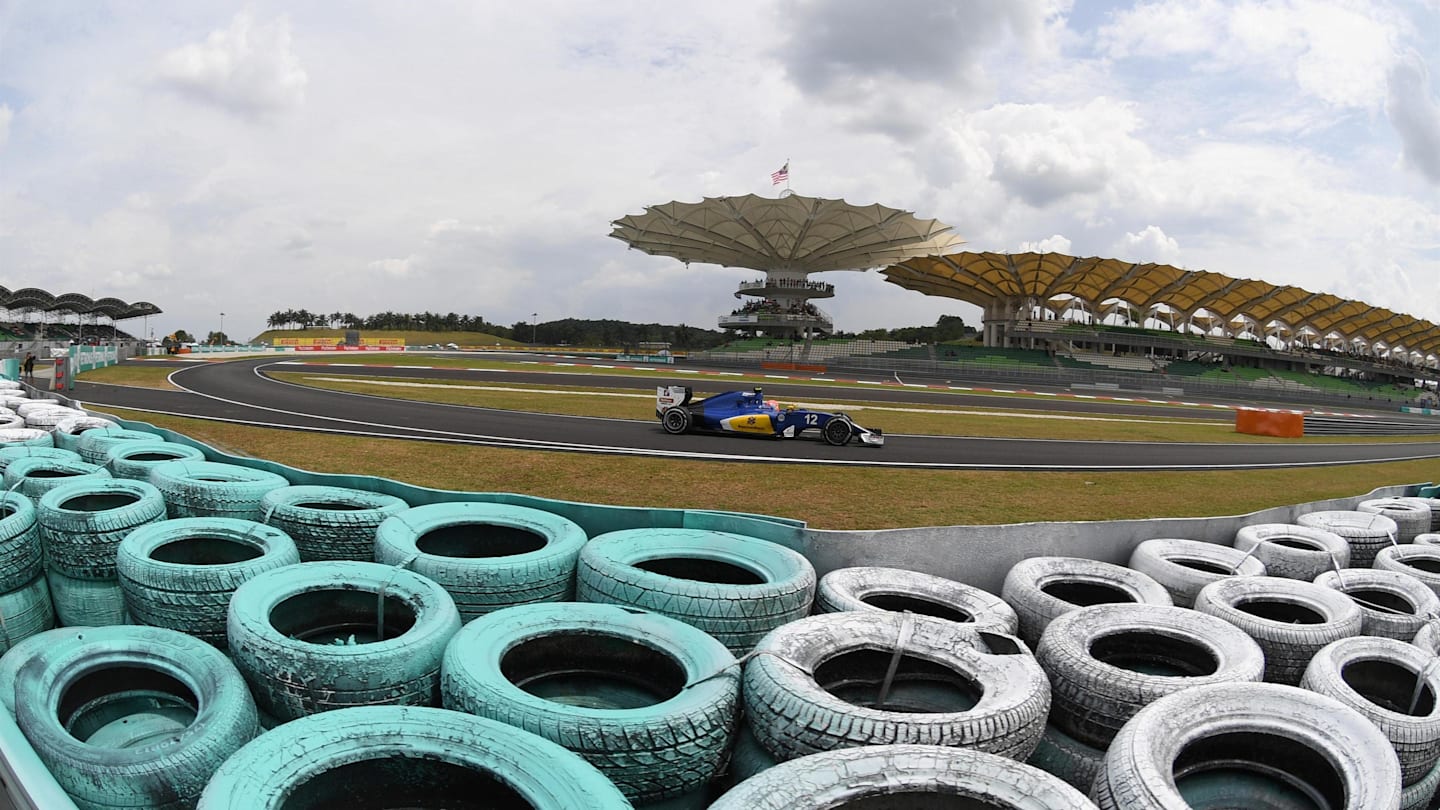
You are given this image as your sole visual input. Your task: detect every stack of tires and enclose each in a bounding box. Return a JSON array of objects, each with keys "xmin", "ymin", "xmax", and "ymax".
[
  {"xmin": 36, "ymin": 478, "xmax": 167, "ymax": 626},
  {"xmin": 0, "ymin": 493, "xmax": 54, "ymax": 655},
  {"xmin": 51, "ymin": 416, "xmax": 118, "ymax": 453}
]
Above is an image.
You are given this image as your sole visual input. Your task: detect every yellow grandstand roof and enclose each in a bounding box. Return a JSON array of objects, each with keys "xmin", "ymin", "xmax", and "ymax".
[{"xmin": 881, "ymin": 252, "xmax": 1440, "ymax": 357}]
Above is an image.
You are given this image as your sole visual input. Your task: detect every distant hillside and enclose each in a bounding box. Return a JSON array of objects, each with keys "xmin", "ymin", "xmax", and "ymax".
[{"xmin": 250, "ymin": 329, "xmax": 524, "ymax": 347}]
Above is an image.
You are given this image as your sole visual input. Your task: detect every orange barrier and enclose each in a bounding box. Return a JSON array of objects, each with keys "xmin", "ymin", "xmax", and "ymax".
[
  {"xmin": 761, "ymin": 361, "xmax": 826, "ymax": 373},
  {"xmin": 1235, "ymin": 408, "xmax": 1304, "ymax": 438}
]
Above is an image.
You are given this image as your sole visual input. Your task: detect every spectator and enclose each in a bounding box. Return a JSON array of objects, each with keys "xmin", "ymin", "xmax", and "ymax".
[{"xmin": 22, "ymin": 352, "xmax": 35, "ymax": 379}]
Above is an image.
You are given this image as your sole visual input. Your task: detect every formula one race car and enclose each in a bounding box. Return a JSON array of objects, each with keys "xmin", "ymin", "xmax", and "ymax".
[{"xmin": 656, "ymin": 386, "xmax": 884, "ymax": 447}]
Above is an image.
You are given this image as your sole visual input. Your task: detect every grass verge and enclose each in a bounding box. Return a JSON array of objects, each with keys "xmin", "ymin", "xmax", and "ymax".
[{"xmin": 87, "ymin": 405, "xmax": 1440, "ymax": 531}]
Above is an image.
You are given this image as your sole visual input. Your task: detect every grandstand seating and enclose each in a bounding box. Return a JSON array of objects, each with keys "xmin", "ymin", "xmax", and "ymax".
[{"xmin": 1066, "ymin": 350, "xmax": 1159, "ymax": 373}]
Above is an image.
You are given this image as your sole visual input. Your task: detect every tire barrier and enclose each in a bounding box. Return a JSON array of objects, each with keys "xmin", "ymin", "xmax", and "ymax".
[
  {"xmin": 117, "ymin": 517, "xmax": 301, "ymax": 647},
  {"xmin": 45, "ymin": 570, "xmax": 127, "ymax": 627},
  {"xmin": 1300, "ymin": 636, "xmax": 1440, "ymax": 788},
  {"xmin": 0, "ymin": 429, "xmax": 52, "ymax": 448},
  {"xmin": 0, "ymin": 627, "xmax": 88, "ymax": 714},
  {"xmin": 709, "ymin": 744, "xmax": 1097, "ymax": 810},
  {"xmin": 1417, "ymin": 533, "xmax": 1440, "ymax": 547},
  {"xmin": 0, "ymin": 492, "xmax": 42, "ymax": 594},
  {"xmin": 103, "ymin": 441, "xmax": 206, "ymax": 481},
  {"xmin": 74, "ymin": 427, "xmax": 163, "ymax": 466},
  {"xmin": 14, "ymin": 401, "xmax": 67, "ymax": 418},
  {"xmin": 195, "ymin": 705, "xmax": 631, "ymax": 810},
  {"xmin": 1193, "ymin": 575, "xmax": 1363, "ymax": 685},
  {"xmin": 1025, "ymin": 722, "xmax": 1106, "ymax": 794},
  {"xmin": 35, "ymin": 478, "xmax": 167, "ymax": 580},
  {"xmin": 723, "ymin": 722, "xmax": 779, "ymax": 789},
  {"xmin": 1358, "ymin": 498, "xmax": 1433, "ymax": 545},
  {"xmin": 50, "ymin": 416, "xmax": 118, "ymax": 454},
  {"xmin": 1036, "ymin": 603, "xmax": 1265, "ymax": 748},
  {"xmin": 0, "ymin": 577, "xmax": 55, "ymax": 656},
  {"xmin": 147, "ymin": 460, "xmax": 289, "ymax": 520},
  {"xmin": 376, "ymin": 502, "xmax": 585, "ymax": 620},
  {"xmin": 1297, "ymin": 510, "xmax": 1400, "ymax": 568},
  {"xmin": 441, "ymin": 602, "xmax": 738, "ymax": 803},
  {"xmin": 1313, "ymin": 568, "xmax": 1440, "ymax": 641},
  {"xmin": 0, "ymin": 446, "xmax": 80, "ymax": 476},
  {"xmin": 815, "ymin": 566, "xmax": 1019, "ymax": 635},
  {"xmin": 1417, "ymin": 621, "xmax": 1440, "ymax": 657},
  {"xmin": 13, "ymin": 625, "xmax": 258, "ymax": 810},
  {"xmin": 19, "ymin": 405, "xmax": 82, "ymax": 428},
  {"xmin": 1402, "ymin": 497, "xmax": 1440, "ymax": 534},
  {"xmin": 742, "ymin": 612, "xmax": 1050, "ymax": 763},
  {"xmin": 0, "ymin": 414, "xmax": 24, "ymax": 431},
  {"xmin": 1000, "ymin": 556, "xmax": 1172, "ymax": 647},
  {"xmin": 1127, "ymin": 537, "xmax": 1267, "ymax": 608},
  {"xmin": 1375, "ymin": 545, "xmax": 1440, "ymax": 598},
  {"xmin": 2, "ymin": 457, "xmax": 110, "ymax": 503},
  {"xmin": 1232, "ymin": 522, "xmax": 1351, "ymax": 580},
  {"xmin": 1093, "ymin": 682, "xmax": 1401, "ymax": 810},
  {"xmin": 577, "ymin": 528, "xmax": 816, "ymax": 654},
  {"xmin": 1404, "ymin": 759, "xmax": 1440, "ymax": 810},
  {"xmin": 227, "ymin": 560, "xmax": 462, "ymax": 722},
  {"xmin": 262, "ymin": 485, "xmax": 409, "ymax": 562}
]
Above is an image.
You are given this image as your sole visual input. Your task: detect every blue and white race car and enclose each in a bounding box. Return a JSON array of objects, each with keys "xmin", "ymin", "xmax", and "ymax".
[{"xmin": 656, "ymin": 386, "xmax": 884, "ymax": 447}]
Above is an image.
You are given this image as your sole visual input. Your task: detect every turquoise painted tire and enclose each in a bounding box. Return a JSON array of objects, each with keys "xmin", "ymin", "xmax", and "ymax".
[
  {"xmin": 147, "ymin": 460, "xmax": 289, "ymax": 520},
  {"xmin": 576, "ymin": 527, "xmax": 816, "ymax": 653},
  {"xmin": 196, "ymin": 705, "xmax": 630, "ymax": 809},
  {"xmin": 46, "ymin": 570, "xmax": 128, "ymax": 627},
  {"xmin": 375, "ymin": 501, "xmax": 586, "ymax": 619},
  {"xmin": 37, "ymin": 478, "xmax": 167, "ymax": 579},
  {"xmin": 1025, "ymin": 722, "xmax": 1107, "ymax": 794},
  {"xmin": 0, "ymin": 492, "xmax": 42, "ymax": 593},
  {"xmin": 261, "ymin": 485, "xmax": 409, "ymax": 562},
  {"xmin": 0, "ymin": 428, "xmax": 53, "ymax": 448},
  {"xmin": 227, "ymin": 560, "xmax": 461, "ymax": 721},
  {"xmin": 0, "ymin": 626, "xmax": 88, "ymax": 714},
  {"xmin": 722, "ymin": 721, "xmax": 779, "ymax": 790},
  {"xmin": 0, "ymin": 445, "xmax": 80, "ymax": 475},
  {"xmin": 103, "ymin": 441, "xmax": 206, "ymax": 481},
  {"xmin": 51, "ymin": 416, "xmax": 119, "ymax": 453},
  {"xmin": 13, "ymin": 625, "xmax": 258, "ymax": 810},
  {"xmin": 441, "ymin": 601, "xmax": 739, "ymax": 802},
  {"xmin": 117, "ymin": 517, "xmax": 301, "ymax": 647},
  {"xmin": 75, "ymin": 426, "xmax": 162, "ymax": 465},
  {"xmin": 744, "ymin": 612, "xmax": 1050, "ymax": 763},
  {"xmin": 2, "ymin": 456, "xmax": 110, "ymax": 502},
  {"xmin": 0, "ymin": 577, "xmax": 55, "ymax": 654},
  {"xmin": 710, "ymin": 744, "xmax": 1096, "ymax": 809}
]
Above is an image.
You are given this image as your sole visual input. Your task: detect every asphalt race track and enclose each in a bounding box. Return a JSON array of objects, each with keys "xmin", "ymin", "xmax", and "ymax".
[{"xmin": 70, "ymin": 356, "xmax": 1440, "ymax": 471}]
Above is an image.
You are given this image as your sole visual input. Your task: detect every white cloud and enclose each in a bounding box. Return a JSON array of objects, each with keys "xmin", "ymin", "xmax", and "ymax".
[
  {"xmin": 1098, "ymin": 0, "xmax": 1403, "ymax": 110},
  {"xmin": 1112, "ymin": 226, "xmax": 1181, "ymax": 263},
  {"xmin": 0, "ymin": 105, "xmax": 12, "ymax": 149},
  {"xmin": 1386, "ymin": 51, "xmax": 1440, "ymax": 184},
  {"xmin": 155, "ymin": 13, "xmax": 308, "ymax": 117},
  {"xmin": 1018, "ymin": 234, "xmax": 1074, "ymax": 253}
]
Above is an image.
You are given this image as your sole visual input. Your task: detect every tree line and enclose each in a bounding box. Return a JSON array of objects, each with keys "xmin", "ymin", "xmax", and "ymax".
[{"xmin": 263, "ymin": 308, "xmax": 973, "ymax": 349}]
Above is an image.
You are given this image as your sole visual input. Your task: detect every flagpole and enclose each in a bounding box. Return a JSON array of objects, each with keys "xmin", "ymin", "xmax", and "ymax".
[{"xmin": 785, "ymin": 157, "xmax": 791, "ymax": 191}]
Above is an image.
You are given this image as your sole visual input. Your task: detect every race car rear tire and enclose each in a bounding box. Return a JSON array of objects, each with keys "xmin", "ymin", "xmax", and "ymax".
[
  {"xmin": 661, "ymin": 407, "xmax": 691, "ymax": 435},
  {"xmin": 821, "ymin": 416, "xmax": 851, "ymax": 446}
]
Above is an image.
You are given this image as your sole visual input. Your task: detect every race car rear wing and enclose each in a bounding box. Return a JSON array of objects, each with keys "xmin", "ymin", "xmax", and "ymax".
[{"xmin": 656, "ymin": 385, "xmax": 692, "ymax": 415}]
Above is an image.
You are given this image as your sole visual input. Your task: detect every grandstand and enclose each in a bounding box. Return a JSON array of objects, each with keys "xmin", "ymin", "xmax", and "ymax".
[{"xmin": 0, "ymin": 288, "xmax": 159, "ymax": 355}]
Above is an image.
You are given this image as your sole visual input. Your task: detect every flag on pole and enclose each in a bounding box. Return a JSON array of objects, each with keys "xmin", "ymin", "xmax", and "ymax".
[{"xmin": 770, "ymin": 162, "xmax": 789, "ymax": 185}]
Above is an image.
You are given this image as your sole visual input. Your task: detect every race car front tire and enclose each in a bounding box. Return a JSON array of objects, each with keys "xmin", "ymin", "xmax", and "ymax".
[
  {"xmin": 822, "ymin": 417, "xmax": 852, "ymax": 446},
  {"xmin": 661, "ymin": 407, "xmax": 691, "ymax": 434}
]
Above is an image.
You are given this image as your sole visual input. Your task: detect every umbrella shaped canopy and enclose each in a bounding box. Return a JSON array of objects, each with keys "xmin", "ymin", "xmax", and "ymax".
[{"xmin": 610, "ymin": 193, "xmax": 964, "ymax": 274}]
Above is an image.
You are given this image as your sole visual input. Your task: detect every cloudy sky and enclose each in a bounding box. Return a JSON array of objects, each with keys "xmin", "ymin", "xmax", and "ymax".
[{"xmin": 1, "ymin": 0, "xmax": 1437, "ymax": 343}]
